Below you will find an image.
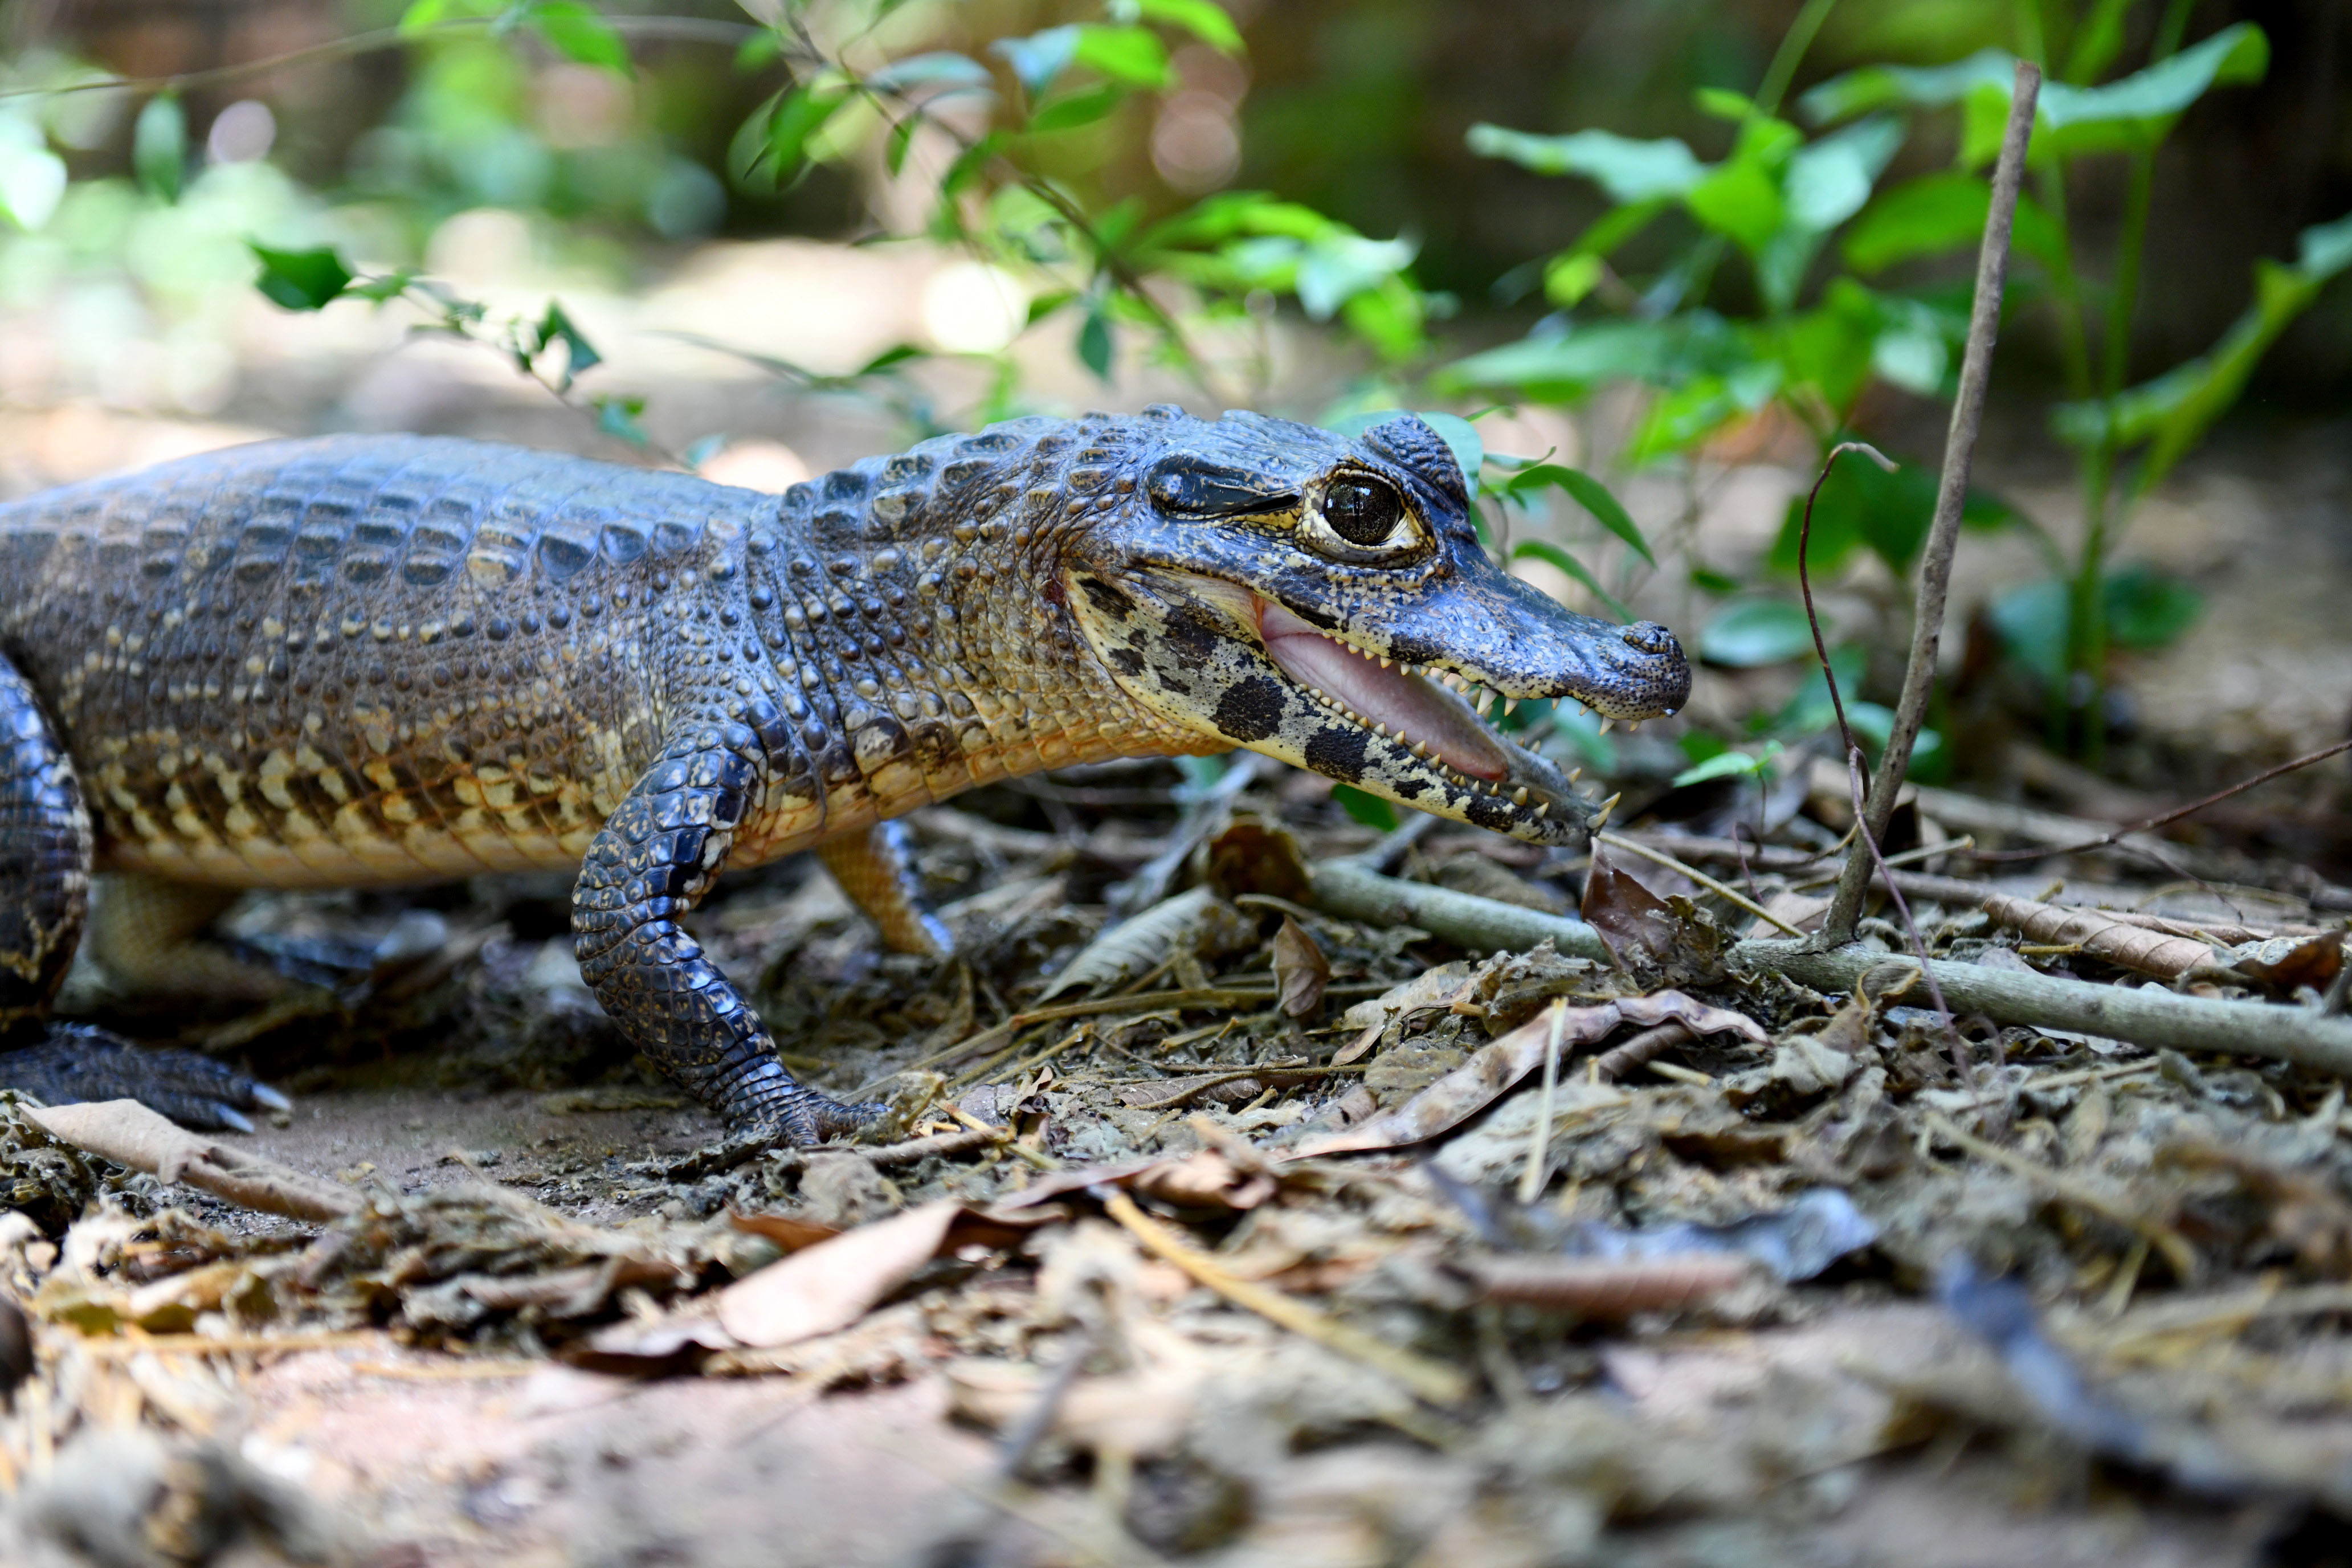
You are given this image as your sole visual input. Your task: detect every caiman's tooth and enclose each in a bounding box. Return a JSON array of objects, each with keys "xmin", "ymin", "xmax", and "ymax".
[
  {"xmin": 1592, "ymin": 791, "xmax": 1620, "ymax": 830},
  {"xmin": 1379, "ymin": 655, "xmax": 1392, "ymax": 670},
  {"xmin": 1309, "ymin": 687, "xmax": 1324, "ymax": 700},
  {"xmin": 1534, "ymin": 801, "xmax": 1550, "ymax": 818},
  {"xmin": 1504, "ymin": 697, "xmax": 1519, "ymax": 718},
  {"xmin": 1627, "ymin": 720, "xmax": 1641, "ymax": 733},
  {"xmin": 1374, "ymin": 722, "xmax": 1388, "ymax": 737},
  {"xmin": 1512, "ymin": 786, "xmax": 1529, "ymax": 805},
  {"xmin": 1598, "ymin": 718, "xmax": 1615, "ymax": 735},
  {"xmin": 1566, "ymin": 767, "xmax": 1582, "ymax": 783},
  {"xmin": 1475, "ymin": 688, "xmax": 1495, "ymax": 718}
]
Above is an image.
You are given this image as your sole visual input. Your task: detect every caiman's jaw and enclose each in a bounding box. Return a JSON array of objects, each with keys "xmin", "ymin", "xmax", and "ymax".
[{"xmin": 1054, "ymin": 406, "xmax": 1692, "ymax": 847}]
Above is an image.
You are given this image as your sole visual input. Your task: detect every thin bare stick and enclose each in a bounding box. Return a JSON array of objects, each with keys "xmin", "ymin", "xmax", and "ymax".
[
  {"xmin": 1823, "ymin": 59, "xmax": 2041, "ymax": 941},
  {"xmin": 1843, "ymin": 750, "xmax": 1974, "ymax": 1092},
  {"xmin": 1794, "ymin": 440, "xmax": 1900, "ymax": 777},
  {"xmin": 1966, "ymin": 736, "xmax": 2352, "ymax": 863},
  {"xmin": 1099, "ymin": 1189, "xmax": 1470, "ymax": 1406},
  {"xmin": 1516, "ymin": 1001, "xmax": 1568, "ymax": 1204}
]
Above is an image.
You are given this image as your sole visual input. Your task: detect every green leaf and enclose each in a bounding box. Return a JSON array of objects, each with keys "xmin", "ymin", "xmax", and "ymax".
[
  {"xmin": 398, "ymin": 0, "xmax": 456, "ymax": 34},
  {"xmin": 1511, "ymin": 540, "xmax": 1632, "ymax": 621},
  {"xmin": 1501, "ymin": 466, "xmax": 1653, "ymax": 565},
  {"xmin": 1626, "ymin": 361, "xmax": 1781, "ymax": 463},
  {"xmin": 1027, "ymin": 83, "xmax": 1128, "ymax": 134},
  {"xmin": 250, "ymin": 243, "xmax": 354, "ymax": 311},
  {"xmin": 1694, "ymin": 87, "xmax": 1755, "ymax": 121},
  {"xmin": 2056, "ymin": 208, "xmax": 2352, "ymax": 491},
  {"xmin": 2062, "ymin": 0, "xmax": 2135, "ymax": 84},
  {"xmin": 1672, "ymin": 740, "xmax": 1782, "ymax": 788},
  {"xmin": 1842, "ymin": 172, "xmax": 2065, "ymax": 275},
  {"xmin": 525, "ymin": 1, "xmax": 631, "ymax": 75},
  {"xmin": 1699, "ymin": 598, "xmax": 1814, "ymax": 667},
  {"xmin": 868, "ymin": 51, "xmax": 994, "ymax": 96},
  {"xmin": 1988, "ymin": 577, "xmax": 2069, "ymax": 688},
  {"xmin": 742, "ymin": 82, "xmax": 851, "ymax": 188},
  {"xmin": 2103, "ymin": 563, "xmax": 2201, "ymax": 649},
  {"xmin": 1077, "ymin": 306, "xmax": 1114, "ymax": 380},
  {"xmin": 1805, "ymin": 26, "xmax": 2270, "ymax": 163},
  {"xmin": 533, "ymin": 300, "xmax": 600, "ymax": 390},
  {"xmin": 1464, "ymin": 124, "xmax": 1707, "ymax": 202},
  {"xmin": 1293, "ymin": 231, "xmax": 1417, "ymax": 320},
  {"xmin": 1543, "ymin": 252, "xmax": 1603, "ymax": 307},
  {"xmin": 349, "ymin": 270, "xmax": 417, "ymax": 303},
  {"xmin": 1439, "ymin": 314, "xmax": 1749, "ymax": 402},
  {"xmin": 1072, "ymin": 24, "xmax": 1173, "ymax": 88},
  {"xmin": 1130, "ymin": 0, "xmax": 1244, "ymax": 54},
  {"xmin": 593, "ymin": 394, "xmax": 650, "ymax": 446},
  {"xmin": 1330, "ymin": 783, "xmax": 1399, "ymax": 831},
  {"xmin": 994, "ymin": 27, "xmax": 1082, "ymax": 95},
  {"xmin": 132, "ymin": 93, "xmax": 186, "ymax": 203},
  {"xmin": 1781, "ymin": 116, "xmax": 1905, "ymax": 234},
  {"xmin": 1684, "ymin": 157, "xmax": 1783, "ymax": 253}
]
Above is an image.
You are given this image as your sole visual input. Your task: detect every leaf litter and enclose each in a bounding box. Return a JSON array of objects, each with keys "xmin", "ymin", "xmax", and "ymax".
[{"xmin": 2, "ymin": 761, "xmax": 2351, "ymax": 1563}]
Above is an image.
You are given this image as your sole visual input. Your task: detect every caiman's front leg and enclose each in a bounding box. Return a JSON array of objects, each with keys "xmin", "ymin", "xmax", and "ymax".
[{"xmin": 572, "ymin": 720, "xmax": 884, "ymax": 1142}]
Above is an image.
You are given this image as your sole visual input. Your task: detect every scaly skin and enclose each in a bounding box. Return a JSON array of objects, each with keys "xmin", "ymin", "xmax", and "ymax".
[{"xmin": 0, "ymin": 407, "xmax": 1688, "ymax": 1139}]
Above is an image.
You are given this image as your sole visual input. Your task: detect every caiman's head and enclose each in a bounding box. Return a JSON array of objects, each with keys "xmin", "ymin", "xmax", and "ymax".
[{"xmin": 1060, "ymin": 406, "xmax": 1690, "ymax": 845}]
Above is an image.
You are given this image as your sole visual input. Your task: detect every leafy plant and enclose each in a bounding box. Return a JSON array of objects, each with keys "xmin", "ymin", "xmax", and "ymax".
[{"xmin": 1443, "ymin": 3, "xmax": 2352, "ymax": 766}]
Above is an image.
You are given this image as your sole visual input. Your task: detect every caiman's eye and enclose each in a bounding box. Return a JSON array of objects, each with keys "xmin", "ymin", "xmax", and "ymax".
[{"xmin": 1302, "ymin": 472, "xmax": 1418, "ymax": 561}]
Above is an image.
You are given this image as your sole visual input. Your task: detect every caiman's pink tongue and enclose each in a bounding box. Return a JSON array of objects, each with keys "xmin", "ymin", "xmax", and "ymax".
[{"xmin": 1257, "ymin": 599, "xmax": 1512, "ymax": 781}]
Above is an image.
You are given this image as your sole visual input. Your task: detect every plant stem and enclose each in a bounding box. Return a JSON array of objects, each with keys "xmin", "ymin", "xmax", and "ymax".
[
  {"xmin": 2068, "ymin": 0, "xmax": 2195, "ymax": 765},
  {"xmin": 1821, "ymin": 62, "xmax": 2041, "ymax": 943},
  {"xmin": 1753, "ymin": 0, "xmax": 1839, "ymax": 119}
]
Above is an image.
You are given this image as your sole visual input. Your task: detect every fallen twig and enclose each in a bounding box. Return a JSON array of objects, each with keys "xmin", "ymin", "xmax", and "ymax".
[
  {"xmin": 1310, "ymin": 863, "xmax": 2352, "ymax": 1078},
  {"xmin": 24, "ymin": 1101, "xmax": 361, "ymax": 1222},
  {"xmin": 1458, "ymin": 1252, "xmax": 1754, "ymax": 1316},
  {"xmin": 1097, "ymin": 1188, "xmax": 1471, "ymax": 1407},
  {"xmin": 1823, "ymin": 58, "xmax": 2040, "ymax": 939}
]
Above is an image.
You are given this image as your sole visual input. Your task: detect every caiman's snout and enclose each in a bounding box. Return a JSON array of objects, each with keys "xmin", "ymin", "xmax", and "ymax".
[{"xmin": 1598, "ymin": 619, "xmax": 1691, "ymax": 718}]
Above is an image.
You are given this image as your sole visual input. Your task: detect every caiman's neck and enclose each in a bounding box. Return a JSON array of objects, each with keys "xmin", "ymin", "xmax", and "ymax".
[{"xmin": 726, "ymin": 446, "xmax": 1210, "ymax": 858}]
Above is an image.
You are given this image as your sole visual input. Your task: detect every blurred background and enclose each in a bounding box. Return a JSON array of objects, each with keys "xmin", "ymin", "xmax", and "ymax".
[{"xmin": 0, "ymin": 0, "xmax": 2347, "ymax": 863}]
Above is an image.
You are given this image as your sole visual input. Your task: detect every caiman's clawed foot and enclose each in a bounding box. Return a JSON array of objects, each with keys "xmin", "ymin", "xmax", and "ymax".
[
  {"xmin": 0, "ymin": 1024, "xmax": 289, "ymax": 1132},
  {"xmin": 763, "ymin": 1087, "xmax": 891, "ymax": 1146}
]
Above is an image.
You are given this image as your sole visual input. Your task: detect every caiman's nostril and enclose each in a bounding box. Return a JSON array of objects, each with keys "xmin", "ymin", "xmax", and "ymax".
[{"xmin": 1621, "ymin": 620, "xmax": 1678, "ymax": 656}]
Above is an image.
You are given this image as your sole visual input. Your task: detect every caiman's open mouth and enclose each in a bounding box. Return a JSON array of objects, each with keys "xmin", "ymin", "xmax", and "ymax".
[
  {"xmin": 1255, "ymin": 597, "xmax": 1573, "ymax": 819},
  {"xmin": 1260, "ymin": 599, "xmax": 1513, "ymax": 782}
]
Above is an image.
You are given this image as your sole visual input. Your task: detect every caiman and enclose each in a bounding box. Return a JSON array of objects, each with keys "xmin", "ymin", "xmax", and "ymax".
[{"xmin": 0, "ymin": 408, "xmax": 1688, "ymax": 1141}]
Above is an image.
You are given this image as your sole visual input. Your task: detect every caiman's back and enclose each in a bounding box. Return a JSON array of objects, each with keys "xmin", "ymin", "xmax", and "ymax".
[{"xmin": 0, "ymin": 435, "xmax": 763, "ymax": 888}]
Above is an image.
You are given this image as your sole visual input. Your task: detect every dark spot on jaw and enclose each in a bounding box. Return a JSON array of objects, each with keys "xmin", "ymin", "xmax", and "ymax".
[
  {"xmin": 1077, "ymin": 576, "xmax": 1134, "ymax": 619},
  {"xmin": 1465, "ymin": 793, "xmax": 1514, "ymax": 831},
  {"xmin": 1302, "ymin": 724, "xmax": 1370, "ymax": 782},
  {"xmin": 1391, "ymin": 775, "xmax": 1426, "ymax": 800},
  {"xmin": 1163, "ymin": 605, "xmax": 1223, "ymax": 659},
  {"xmin": 1211, "ymin": 675, "xmax": 1285, "ymax": 742},
  {"xmin": 1108, "ymin": 647, "xmax": 1144, "ymax": 676}
]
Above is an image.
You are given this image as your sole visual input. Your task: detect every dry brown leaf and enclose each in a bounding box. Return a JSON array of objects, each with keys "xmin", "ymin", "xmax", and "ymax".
[
  {"xmin": 2230, "ymin": 931, "xmax": 2345, "ymax": 993},
  {"xmin": 1582, "ymin": 851, "xmax": 1681, "ymax": 967},
  {"xmin": 1337, "ymin": 962, "xmax": 1475, "ymax": 1031},
  {"xmin": 1272, "ymin": 916, "xmax": 1332, "ymax": 1018},
  {"xmin": 1130, "ymin": 1150, "xmax": 1277, "ymax": 1211},
  {"xmin": 726, "ymin": 1212, "xmax": 841, "ymax": 1253},
  {"xmin": 24, "ymin": 1101, "xmax": 361, "ymax": 1222},
  {"xmin": 1036, "ymin": 887, "xmax": 1255, "ymax": 1000},
  {"xmin": 1982, "ymin": 895, "xmax": 2232, "ymax": 981},
  {"xmin": 1281, "ymin": 993, "xmax": 1767, "ymax": 1160},
  {"xmin": 717, "ymin": 1202, "xmax": 962, "ymax": 1348}
]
